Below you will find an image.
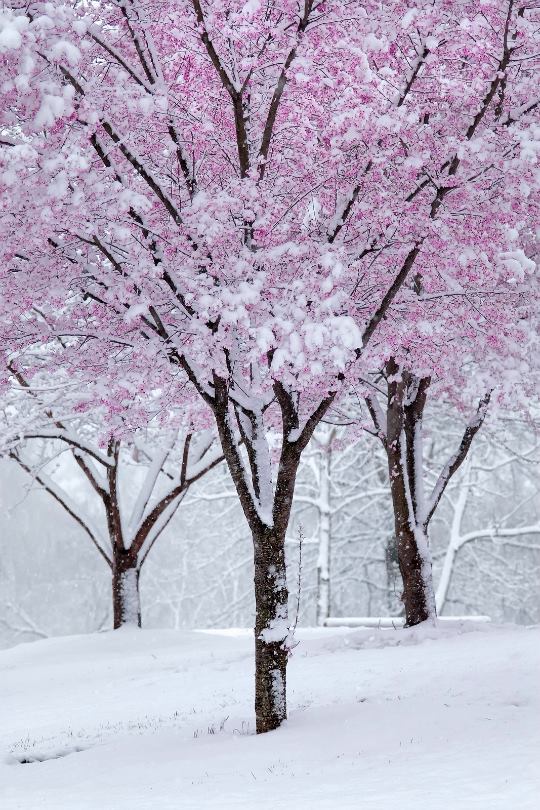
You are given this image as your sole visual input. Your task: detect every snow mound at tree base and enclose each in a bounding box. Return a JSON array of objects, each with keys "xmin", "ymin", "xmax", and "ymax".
[{"xmin": 1, "ymin": 625, "xmax": 538, "ymax": 809}]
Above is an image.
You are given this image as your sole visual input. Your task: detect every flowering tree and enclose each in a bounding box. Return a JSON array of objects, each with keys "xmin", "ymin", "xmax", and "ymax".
[
  {"xmin": 364, "ymin": 369, "xmax": 492, "ymax": 624},
  {"xmin": 1, "ymin": 0, "xmax": 539, "ymax": 731},
  {"xmin": 359, "ymin": 218, "xmax": 537, "ymax": 625},
  {"xmin": 2, "ymin": 366, "xmax": 224, "ymax": 626}
]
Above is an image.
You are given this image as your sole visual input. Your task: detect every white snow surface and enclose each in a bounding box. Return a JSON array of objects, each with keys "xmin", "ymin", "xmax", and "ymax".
[{"xmin": 1, "ymin": 623, "xmax": 538, "ymax": 809}]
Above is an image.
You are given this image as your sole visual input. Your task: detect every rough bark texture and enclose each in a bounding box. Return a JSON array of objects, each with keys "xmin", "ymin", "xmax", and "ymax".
[
  {"xmin": 385, "ymin": 360, "xmax": 435, "ymax": 626},
  {"xmin": 387, "ymin": 436, "xmax": 432, "ymax": 625},
  {"xmin": 207, "ymin": 371, "xmax": 335, "ymax": 733},
  {"xmin": 378, "ymin": 374, "xmax": 490, "ymax": 625},
  {"xmin": 253, "ymin": 525, "xmax": 288, "ymax": 734},
  {"xmin": 395, "ymin": 522, "xmax": 431, "ymax": 624},
  {"xmin": 211, "ymin": 388, "xmax": 289, "ymax": 734},
  {"xmin": 112, "ymin": 550, "xmax": 141, "ymax": 629}
]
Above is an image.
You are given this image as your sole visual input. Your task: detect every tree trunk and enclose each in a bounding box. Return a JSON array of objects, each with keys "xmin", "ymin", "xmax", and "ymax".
[
  {"xmin": 253, "ymin": 524, "xmax": 289, "ymax": 734},
  {"xmin": 396, "ymin": 521, "xmax": 433, "ymax": 625},
  {"xmin": 435, "ymin": 541, "xmax": 458, "ymax": 615},
  {"xmin": 112, "ymin": 551, "xmax": 141, "ymax": 628},
  {"xmin": 384, "ymin": 535, "xmax": 401, "ymax": 614},
  {"xmin": 386, "ymin": 364, "xmax": 435, "ymax": 627},
  {"xmin": 316, "ymin": 448, "xmax": 331, "ymax": 626},
  {"xmin": 209, "ymin": 375, "xmax": 329, "ymax": 733},
  {"xmin": 316, "ymin": 551, "xmax": 330, "ymax": 626},
  {"xmin": 387, "ymin": 447, "xmax": 436, "ymax": 626},
  {"xmin": 436, "ymin": 456, "xmax": 471, "ymax": 614}
]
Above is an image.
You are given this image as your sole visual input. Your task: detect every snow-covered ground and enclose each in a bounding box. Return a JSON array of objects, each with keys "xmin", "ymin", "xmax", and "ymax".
[{"xmin": 1, "ymin": 623, "xmax": 538, "ymax": 809}]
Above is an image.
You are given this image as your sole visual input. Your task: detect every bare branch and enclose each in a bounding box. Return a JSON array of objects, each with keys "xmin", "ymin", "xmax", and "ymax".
[
  {"xmin": 9, "ymin": 451, "xmax": 112, "ymax": 568},
  {"xmin": 425, "ymin": 391, "xmax": 492, "ymax": 529}
]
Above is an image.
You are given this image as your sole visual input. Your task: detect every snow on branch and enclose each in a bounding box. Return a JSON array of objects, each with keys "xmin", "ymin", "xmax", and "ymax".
[{"xmin": 424, "ymin": 392, "xmax": 492, "ymax": 530}]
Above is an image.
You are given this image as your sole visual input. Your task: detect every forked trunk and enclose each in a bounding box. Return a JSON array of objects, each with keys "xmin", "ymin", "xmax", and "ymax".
[
  {"xmin": 386, "ymin": 365, "xmax": 436, "ymax": 627},
  {"xmin": 210, "ymin": 375, "xmax": 330, "ymax": 733},
  {"xmin": 253, "ymin": 525, "xmax": 289, "ymax": 734},
  {"xmin": 112, "ymin": 551, "xmax": 141, "ymax": 628}
]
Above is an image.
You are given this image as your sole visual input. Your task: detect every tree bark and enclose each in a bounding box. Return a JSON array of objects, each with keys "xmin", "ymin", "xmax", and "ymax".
[
  {"xmin": 384, "ymin": 535, "xmax": 400, "ymax": 614},
  {"xmin": 392, "ymin": 498, "xmax": 433, "ymax": 625},
  {"xmin": 211, "ymin": 391, "xmax": 290, "ymax": 734},
  {"xmin": 387, "ymin": 444, "xmax": 433, "ymax": 625},
  {"xmin": 253, "ymin": 524, "xmax": 289, "ymax": 734},
  {"xmin": 385, "ymin": 362, "xmax": 435, "ymax": 626},
  {"xmin": 209, "ymin": 375, "xmax": 333, "ymax": 733},
  {"xmin": 112, "ymin": 550, "xmax": 141, "ymax": 628}
]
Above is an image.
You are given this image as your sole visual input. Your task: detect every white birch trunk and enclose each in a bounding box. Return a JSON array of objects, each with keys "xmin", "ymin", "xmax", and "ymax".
[
  {"xmin": 435, "ymin": 456, "xmax": 472, "ymax": 614},
  {"xmin": 316, "ymin": 428, "xmax": 334, "ymax": 626}
]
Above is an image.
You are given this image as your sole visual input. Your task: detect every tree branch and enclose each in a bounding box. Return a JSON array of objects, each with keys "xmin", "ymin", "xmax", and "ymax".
[
  {"xmin": 424, "ymin": 391, "xmax": 492, "ymax": 529},
  {"xmin": 9, "ymin": 451, "xmax": 112, "ymax": 567}
]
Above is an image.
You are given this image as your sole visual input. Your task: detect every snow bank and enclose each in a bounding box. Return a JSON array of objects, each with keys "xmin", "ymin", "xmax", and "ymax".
[{"xmin": 0, "ymin": 625, "xmax": 538, "ymax": 809}]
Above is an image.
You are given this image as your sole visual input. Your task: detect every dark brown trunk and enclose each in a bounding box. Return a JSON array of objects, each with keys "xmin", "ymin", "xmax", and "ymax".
[
  {"xmin": 105, "ymin": 441, "xmax": 142, "ymax": 629},
  {"xmin": 392, "ymin": 498, "xmax": 431, "ymax": 626},
  {"xmin": 112, "ymin": 549, "xmax": 141, "ymax": 629},
  {"xmin": 253, "ymin": 524, "xmax": 289, "ymax": 734},
  {"xmin": 210, "ymin": 376, "xmax": 333, "ymax": 733},
  {"xmin": 385, "ymin": 361, "xmax": 434, "ymax": 627}
]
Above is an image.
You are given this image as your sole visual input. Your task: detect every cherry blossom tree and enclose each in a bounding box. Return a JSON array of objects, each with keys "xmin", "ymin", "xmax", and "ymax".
[
  {"xmin": 2, "ymin": 365, "xmax": 224, "ymax": 627},
  {"xmin": 1, "ymin": 0, "xmax": 539, "ymax": 731},
  {"xmin": 364, "ymin": 369, "xmax": 492, "ymax": 624}
]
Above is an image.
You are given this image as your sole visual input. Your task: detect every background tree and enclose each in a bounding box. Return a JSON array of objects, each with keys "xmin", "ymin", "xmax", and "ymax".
[
  {"xmin": 2, "ymin": 366, "xmax": 223, "ymax": 627},
  {"xmin": 364, "ymin": 368, "xmax": 492, "ymax": 625},
  {"xmin": 431, "ymin": 420, "xmax": 540, "ymax": 617},
  {"xmin": 290, "ymin": 425, "xmax": 396, "ymax": 624},
  {"xmin": 1, "ymin": 409, "xmax": 539, "ymax": 648}
]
